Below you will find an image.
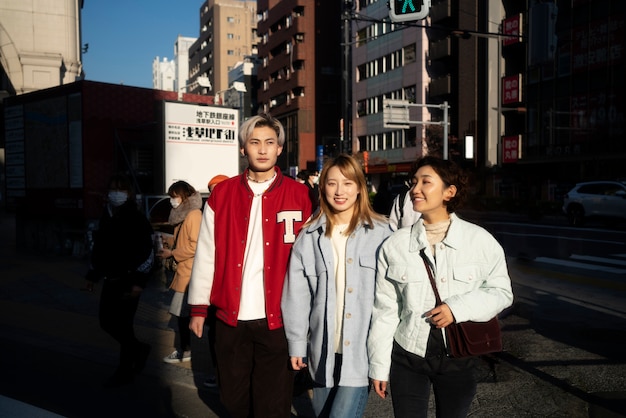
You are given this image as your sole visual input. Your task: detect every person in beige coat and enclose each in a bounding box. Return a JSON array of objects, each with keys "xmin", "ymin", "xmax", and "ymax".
[{"xmin": 158, "ymin": 180, "xmax": 203, "ymax": 363}]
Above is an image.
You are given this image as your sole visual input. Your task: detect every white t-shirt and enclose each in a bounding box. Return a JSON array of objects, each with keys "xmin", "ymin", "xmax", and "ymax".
[
  {"xmin": 238, "ymin": 176, "xmax": 275, "ymax": 320},
  {"xmin": 331, "ymin": 224, "xmax": 349, "ymax": 353}
]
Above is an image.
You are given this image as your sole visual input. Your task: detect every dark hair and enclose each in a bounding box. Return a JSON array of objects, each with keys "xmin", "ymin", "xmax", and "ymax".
[
  {"xmin": 296, "ymin": 170, "xmax": 308, "ymax": 181},
  {"xmin": 414, "ymin": 156, "xmax": 467, "ymax": 213},
  {"xmin": 108, "ymin": 174, "xmax": 135, "ymax": 199},
  {"xmin": 168, "ymin": 180, "xmax": 196, "ymax": 201}
]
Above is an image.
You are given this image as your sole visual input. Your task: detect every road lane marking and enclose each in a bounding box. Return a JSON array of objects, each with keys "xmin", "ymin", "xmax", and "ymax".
[
  {"xmin": 570, "ymin": 254, "xmax": 626, "ymax": 267},
  {"xmin": 497, "ymin": 231, "xmax": 625, "ymax": 246},
  {"xmin": 555, "ymin": 295, "xmax": 626, "ymax": 320},
  {"xmin": 534, "ymin": 257, "xmax": 626, "ymax": 274}
]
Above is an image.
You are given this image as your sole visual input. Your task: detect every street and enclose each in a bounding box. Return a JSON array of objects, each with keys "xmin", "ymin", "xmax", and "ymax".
[{"xmin": 1, "ymin": 210, "xmax": 625, "ymax": 417}]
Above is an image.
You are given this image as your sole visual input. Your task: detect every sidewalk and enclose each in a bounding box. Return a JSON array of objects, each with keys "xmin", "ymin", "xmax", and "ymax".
[{"xmin": 1, "ymin": 210, "xmax": 625, "ymax": 417}]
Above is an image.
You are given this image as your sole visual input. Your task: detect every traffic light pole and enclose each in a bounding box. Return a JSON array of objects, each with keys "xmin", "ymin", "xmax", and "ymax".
[
  {"xmin": 383, "ymin": 99, "xmax": 450, "ymax": 160},
  {"xmin": 341, "ymin": 0, "xmax": 353, "ymax": 154}
]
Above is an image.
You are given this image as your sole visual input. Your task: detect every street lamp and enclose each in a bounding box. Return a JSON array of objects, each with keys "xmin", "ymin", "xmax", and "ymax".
[
  {"xmin": 215, "ymin": 82, "xmax": 248, "ymax": 123},
  {"xmin": 215, "ymin": 81, "xmax": 247, "ymax": 107},
  {"xmin": 178, "ymin": 76, "xmax": 212, "ymax": 100}
]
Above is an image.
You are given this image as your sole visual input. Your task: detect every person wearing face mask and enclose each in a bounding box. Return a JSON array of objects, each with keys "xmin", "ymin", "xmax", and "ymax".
[
  {"xmin": 305, "ymin": 170, "xmax": 321, "ymax": 213},
  {"xmin": 85, "ymin": 174, "xmax": 154, "ymax": 387},
  {"xmin": 157, "ymin": 180, "xmax": 203, "ymax": 364}
]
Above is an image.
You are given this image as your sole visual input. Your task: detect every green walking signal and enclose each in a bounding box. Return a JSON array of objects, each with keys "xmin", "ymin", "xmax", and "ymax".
[{"xmin": 389, "ymin": 0, "xmax": 430, "ymax": 22}]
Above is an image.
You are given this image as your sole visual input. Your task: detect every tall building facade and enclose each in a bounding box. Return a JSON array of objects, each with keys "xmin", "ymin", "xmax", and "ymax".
[
  {"xmin": 256, "ymin": 0, "xmax": 343, "ymax": 172},
  {"xmin": 174, "ymin": 35, "xmax": 197, "ymax": 92},
  {"xmin": 152, "ymin": 36, "xmax": 196, "ymax": 92},
  {"xmin": 516, "ymin": 0, "xmax": 625, "ymax": 192},
  {"xmin": 188, "ymin": 0, "xmax": 257, "ymax": 95},
  {"xmin": 0, "ymin": 0, "xmax": 83, "ymax": 95},
  {"xmin": 352, "ymin": 0, "xmax": 431, "ymax": 176},
  {"xmin": 490, "ymin": 0, "xmax": 626, "ymax": 203},
  {"xmin": 152, "ymin": 57, "xmax": 176, "ymax": 91}
]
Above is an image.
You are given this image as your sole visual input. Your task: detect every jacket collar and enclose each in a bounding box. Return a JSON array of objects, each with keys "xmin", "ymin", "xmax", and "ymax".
[
  {"xmin": 241, "ymin": 166, "xmax": 284, "ymax": 194},
  {"xmin": 408, "ymin": 212, "xmax": 461, "ymax": 253}
]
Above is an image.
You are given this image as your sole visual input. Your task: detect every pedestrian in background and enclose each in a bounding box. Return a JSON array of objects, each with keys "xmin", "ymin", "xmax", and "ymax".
[
  {"xmin": 297, "ymin": 169, "xmax": 321, "ymax": 212},
  {"xmin": 372, "ymin": 179, "xmax": 394, "ymax": 216},
  {"xmin": 188, "ymin": 113, "xmax": 312, "ymax": 418},
  {"xmin": 368, "ymin": 156, "xmax": 514, "ymax": 417},
  {"xmin": 283, "ymin": 154, "xmax": 391, "ymax": 417},
  {"xmin": 158, "ymin": 180, "xmax": 203, "ymax": 364},
  {"xmin": 389, "ymin": 162, "xmax": 421, "ymax": 231},
  {"xmin": 85, "ymin": 174, "xmax": 154, "ymax": 387}
]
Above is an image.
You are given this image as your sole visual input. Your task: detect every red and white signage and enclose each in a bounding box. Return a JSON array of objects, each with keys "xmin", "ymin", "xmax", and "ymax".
[
  {"xmin": 502, "ymin": 74, "xmax": 523, "ymax": 105},
  {"xmin": 502, "ymin": 135, "xmax": 521, "ymax": 164},
  {"xmin": 502, "ymin": 14, "xmax": 522, "ymax": 46}
]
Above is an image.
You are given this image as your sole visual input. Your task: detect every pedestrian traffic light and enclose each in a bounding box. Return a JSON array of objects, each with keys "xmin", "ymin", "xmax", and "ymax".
[{"xmin": 389, "ymin": 0, "xmax": 431, "ymax": 22}]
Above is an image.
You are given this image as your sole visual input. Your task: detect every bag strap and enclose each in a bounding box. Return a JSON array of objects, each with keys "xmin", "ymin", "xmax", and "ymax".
[
  {"xmin": 399, "ymin": 189, "xmax": 407, "ymax": 220},
  {"xmin": 171, "ymin": 223, "xmax": 182, "ymax": 251},
  {"xmin": 419, "ymin": 250, "xmax": 442, "ymax": 305}
]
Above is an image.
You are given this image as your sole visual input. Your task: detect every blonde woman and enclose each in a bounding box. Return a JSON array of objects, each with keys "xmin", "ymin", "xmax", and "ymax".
[{"xmin": 282, "ymin": 154, "xmax": 392, "ymax": 417}]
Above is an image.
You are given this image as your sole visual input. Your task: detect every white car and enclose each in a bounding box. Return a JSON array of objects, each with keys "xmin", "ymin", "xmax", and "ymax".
[{"xmin": 562, "ymin": 180, "xmax": 626, "ymax": 226}]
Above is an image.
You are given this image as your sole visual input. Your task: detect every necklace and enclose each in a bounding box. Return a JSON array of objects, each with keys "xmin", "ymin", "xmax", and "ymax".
[{"xmin": 247, "ymin": 173, "xmax": 276, "ymax": 184}]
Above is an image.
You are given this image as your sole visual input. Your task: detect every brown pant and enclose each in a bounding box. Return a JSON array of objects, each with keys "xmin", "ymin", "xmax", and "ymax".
[{"xmin": 215, "ymin": 319, "xmax": 294, "ymax": 418}]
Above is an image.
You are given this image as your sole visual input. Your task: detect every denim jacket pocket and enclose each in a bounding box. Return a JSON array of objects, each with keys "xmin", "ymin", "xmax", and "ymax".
[
  {"xmin": 303, "ymin": 260, "xmax": 327, "ymax": 278},
  {"xmin": 387, "ymin": 264, "xmax": 424, "ymax": 284},
  {"xmin": 452, "ymin": 264, "xmax": 483, "ymax": 287},
  {"xmin": 358, "ymin": 254, "xmax": 376, "ymax": 271}
]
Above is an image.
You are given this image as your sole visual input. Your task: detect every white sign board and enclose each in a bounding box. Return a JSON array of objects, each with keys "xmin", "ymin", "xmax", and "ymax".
[{"xmin": 164, "ymin": 102, "xmax": 240, "ymax": 193}]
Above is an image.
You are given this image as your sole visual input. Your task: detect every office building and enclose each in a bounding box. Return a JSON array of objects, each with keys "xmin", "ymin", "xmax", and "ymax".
[
  {"xmin": 188, "ymin": 0, "xmax": 257, "ymax": 95},
  {"xmin": 352, "ymin": 0, "xmax": 431, "ymax": 176},
  {"xmin": 152, "ymin": 57, "xmax": 176, "ymax": 91},
  {"xmin": 256, "ymin": 0, "xmax": 343, "ymax": 172}
]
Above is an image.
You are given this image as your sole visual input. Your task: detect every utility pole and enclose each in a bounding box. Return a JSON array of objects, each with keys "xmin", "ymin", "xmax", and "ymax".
[{"xmin": 341, "ymin": 0, "xmax": 353, "ymax": 154}]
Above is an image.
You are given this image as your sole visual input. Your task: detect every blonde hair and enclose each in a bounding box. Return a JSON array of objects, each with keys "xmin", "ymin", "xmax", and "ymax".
[
  {"xmin": 309, "ymin": 154, "xmax": 385, "ymax": 236},
  {"xmin": 238, "ymin": 112, "xmax": 285, "ymax": 148}
]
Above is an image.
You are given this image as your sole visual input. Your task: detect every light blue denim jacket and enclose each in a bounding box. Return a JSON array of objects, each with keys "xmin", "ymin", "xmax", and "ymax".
[
  {"xmin": 368, "ymin": 213, "xmax": 514, "ymax": 381},
  {"xmin": 282, "ymin": 214, "xmax": 392, "ymax": 387}
]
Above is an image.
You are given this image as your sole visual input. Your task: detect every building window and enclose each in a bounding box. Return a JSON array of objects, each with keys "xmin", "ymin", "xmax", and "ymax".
[
  {"xmin": 227, "ymin": 33, "xmax": 234, "ymax": 39},
  {"xmin": 357, "ymin": 28, "xmax": 367, "ymax": 47},
  {"xmin": 404, "ymin": 44, "xmax": 416, "ymax": 64},
  {"xmin": 227, "ymin": 50, "xmax": 235, "ymax": 55},
  {"xmin": 227, "ymin": 17, "xmax": 235, "ymax": 23}
]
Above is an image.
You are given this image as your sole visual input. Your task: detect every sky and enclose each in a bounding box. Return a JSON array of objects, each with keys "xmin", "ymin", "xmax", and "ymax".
[{"xmin": 81, "ymin": 0, "xmax": 202, "ymax": 89}]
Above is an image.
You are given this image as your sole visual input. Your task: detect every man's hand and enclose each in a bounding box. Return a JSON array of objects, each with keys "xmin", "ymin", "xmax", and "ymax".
[
  {"xmin": 190, "ymin": 316, "xmax": 206, "ymax": 338},
  {"xmin": 290, "ymin": 357, "xmax": 307, "ymax": 371}
]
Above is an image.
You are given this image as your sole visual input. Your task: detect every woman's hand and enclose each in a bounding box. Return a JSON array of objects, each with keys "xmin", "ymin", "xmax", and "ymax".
[
  {"xmin": 425, "ymin": 303, "xmax": 454, "ymax": 328},
  {"xmin": 157, "ymin": 248, "xmax": 173, "ymax": 259},
  {"xmin": 371, "ymin": 379, "xmax": 388, "ymax": 399},
  {"xmin": 290, "ymin": 357, "xmax": 307, "ymax": 371}
]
